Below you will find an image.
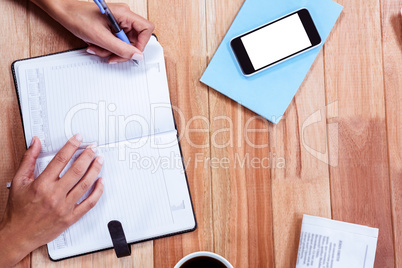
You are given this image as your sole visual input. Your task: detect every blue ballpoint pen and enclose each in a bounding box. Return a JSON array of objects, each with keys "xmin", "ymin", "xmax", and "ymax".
[{"xmin": 93, "ymin": 0, "xmax": 139, "ymax": 65}]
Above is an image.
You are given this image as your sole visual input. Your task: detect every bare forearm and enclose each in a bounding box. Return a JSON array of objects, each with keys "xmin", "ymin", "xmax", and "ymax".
[
  {"xmin": 29, "ymin": 0, "xmax": 76, "ymax": 30},
  {"xmin": 0, "ymin": 220, "xmax": 32, "ymax": 267},
  {"xmin": 30, "ymin": 0, "xmax": 63, "ymax": 16}
]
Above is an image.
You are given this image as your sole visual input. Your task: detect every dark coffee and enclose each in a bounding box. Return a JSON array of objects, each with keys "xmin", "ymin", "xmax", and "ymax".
[{"xmin": 180, "ymin": 256, "xmax": 227, "ymax": 268}]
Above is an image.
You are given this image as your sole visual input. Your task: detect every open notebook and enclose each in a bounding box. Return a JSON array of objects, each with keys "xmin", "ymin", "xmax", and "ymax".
[{"xmin": 12, "ymin": 36, "xmax": 196, "ymax": 261}]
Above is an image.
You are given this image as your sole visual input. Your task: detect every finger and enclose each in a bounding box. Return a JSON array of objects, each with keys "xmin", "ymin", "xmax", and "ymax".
[
  {"xmin": 73, "ymin": 178, "xmax": 104, "ymax": 220},
  {"xmin": 41, "ymin": 134, "xmax": 83, "ymax": 181},
  {"xmin": 86, "ymin": 45, "xmax": 128, "ymax": 64},
  {"xmin": 131, "ymin": 20, "xmax": 154, "ymax": 52},
  {"xmin": 109, "ymin": 3, "xmax": 151, "ymax": 52},
  {"xmin": 112, "ymin": 5, "xmax": 154, "ymax": 52},
  {"xmin": 13, "ymin": 137, "xmax": 42, "ymax": 186},
  {"xmin": 86, "ymin": 45, "xmax": 113, "ymax": 58},
  {"xmin": 108, "ymin": 54, "xmax": 131, "ymax": 64},
  {"xmin": 96, "ymin": 30, "xmax": 143, "ymax": 62},
  {"xmin": 60, "ymin": 145, "xmax": 97, "ymax": 191},
  {"xmin": 67, "ymin": 156, "xmax": 104, "ymax": 203}
]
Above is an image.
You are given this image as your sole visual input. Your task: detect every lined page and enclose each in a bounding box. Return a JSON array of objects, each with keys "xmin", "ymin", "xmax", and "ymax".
[
  {"xmin": 35, "ymin": 131, "xmax": 195, "ymax": 260},
  {"xmin": 15, "ymin": 36, "xmax": 175, "ymax": 153}
]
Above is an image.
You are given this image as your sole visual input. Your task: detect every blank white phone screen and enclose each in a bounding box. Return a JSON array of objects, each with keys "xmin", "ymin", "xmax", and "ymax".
[{"xmin": 241, "ymin": 13, "xmax": 312, "ymax": 70}]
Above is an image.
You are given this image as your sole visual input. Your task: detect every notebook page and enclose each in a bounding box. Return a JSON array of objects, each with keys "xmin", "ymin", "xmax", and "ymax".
[
  {"xmin": 34, "ymin": 130, "xmax": 195, "ymax": 260},
  {"xmin": 14, "ymin": 50, "xmax": 94, "ymax": 113},
  {"xmin": 15, "ymin": 36, "xmax": 175, "ymax": 153}
]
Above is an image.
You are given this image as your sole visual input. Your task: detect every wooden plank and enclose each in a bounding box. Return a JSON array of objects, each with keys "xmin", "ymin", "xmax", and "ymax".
[
  {"xmin": 0, "ymin": 0, "xmax": 30, "ymax": 267},
  {"xmin": 324, "ymin": 0, "xmax": 395, "ymax": 266},
  {"xmin": 205, "ymin": 0, "xmax": 275, "ymax": 267},
  {"xmin": 0, "ymin": 0, "xmax": 30, "ymax": 99},
  {"xmin": 148, "ymin": 1, "xmax": 213, "ymax": 267},
  {"xmin": 270, "ymin": 50, "xmax": 332, "ymax": 267},
  {"xmin": 381, "ymin": 0, "xmax": 402, "ymax": 266},
  {"xmin": 31, "ymin": 247, "xmax": 92, "ymax": 268}
]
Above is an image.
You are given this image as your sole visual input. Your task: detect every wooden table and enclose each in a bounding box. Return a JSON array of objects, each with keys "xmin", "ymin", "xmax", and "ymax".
[{"xmin": 1, "ymin": 0, "xmax": 400, "ymax": 267}]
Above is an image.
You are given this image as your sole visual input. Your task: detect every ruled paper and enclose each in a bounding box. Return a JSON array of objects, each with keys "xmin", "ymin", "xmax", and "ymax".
[
  {"xmin": 14, "ymin": 36, "xmax": 175, "ymax": 153},
  {"xmin": 35, "ymin": 131, "xmax": 195, "ymax": 260}
]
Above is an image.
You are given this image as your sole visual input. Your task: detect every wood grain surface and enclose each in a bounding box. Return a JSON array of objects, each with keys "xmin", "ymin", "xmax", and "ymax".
[
  {"xmin": 206, "ymin": 0, "xmax": 275, "ymax": 267},
  {"xmin": 381, "ymin": 0, "xmax": 402, "ymax": 267},
  {"xmin": 149, "ymin": 1, "xmax": 214, "ymax": 267},
  {"xmin": 271, "ymin": 50, "xmax": 332, "ymax": 268},
  {"xmin": 324, "ymin": 0, "xmax": 396, "ymax": 267},
  {"xmin": 0, "ymin": 0, "xmax": 400, "ymax": 267}
]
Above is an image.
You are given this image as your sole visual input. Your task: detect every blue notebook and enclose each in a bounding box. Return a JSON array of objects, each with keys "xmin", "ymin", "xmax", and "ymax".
[{"xmin": 200, "ymin": 0, "xmax": 343, "ymax": 124}]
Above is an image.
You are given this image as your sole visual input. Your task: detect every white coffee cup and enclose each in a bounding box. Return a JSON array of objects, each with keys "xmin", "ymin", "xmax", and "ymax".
[{"xmin": 174, "ymin": 251, "xmax": 233, "ymax": 268}]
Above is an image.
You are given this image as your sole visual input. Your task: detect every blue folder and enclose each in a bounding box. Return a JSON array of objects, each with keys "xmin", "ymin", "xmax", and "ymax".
[{"xmin": 200, "ymin": 0, "xmax": 343, "ymax": 124}]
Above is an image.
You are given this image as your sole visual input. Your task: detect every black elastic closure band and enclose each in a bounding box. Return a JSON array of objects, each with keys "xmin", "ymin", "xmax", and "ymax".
[{"xmin": 107, "ymin": 220, "xmax": 131, "ymax": 258}]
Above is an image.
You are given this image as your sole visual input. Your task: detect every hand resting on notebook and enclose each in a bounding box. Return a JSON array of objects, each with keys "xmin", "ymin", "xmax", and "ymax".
[
  {"xmin": 31, "ymin": 0, "xmax": 155, "ymax": 64},
  {"xmin": 0, "ymin": 135, "xmax": 104, "ymax": 267}
]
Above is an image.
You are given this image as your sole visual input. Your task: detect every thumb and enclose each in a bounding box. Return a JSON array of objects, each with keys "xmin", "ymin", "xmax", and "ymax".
[
  {"xmin": 98, "ymin": 32, "xmax": 143, "ymax": 62},
  {"xmin": 14, "ymin": 137, "xmax": 42, "ymax": 183}
]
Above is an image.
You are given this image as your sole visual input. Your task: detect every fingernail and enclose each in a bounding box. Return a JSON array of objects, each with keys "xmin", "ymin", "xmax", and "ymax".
[
  {"xmin": 109, "ymin": 61, "xmax": 117, "ymax": 65},
  {"xmin": 30, "ymin": 137, "xmax": 36, "ymax": 146},
  {"xmin": 89, "ymin": 145, "xmax": 97, "ymax": 154},
  {"xmin": 131, "ymin": 53, "xmax": 143, "ymax": 61},
  {"xmin": 74, "ymin": 133, "xmax": 83, "ymax": 142},
  {"xmin": 86, "ymin": 48, "xmax": 96, "ymax": 55},
  {"xmin": 99, "ymin": 177, "xmax": 104, "ymax": 185},
  {"xmin": 97, "ymin": 156, "xmax": 104, "ymax": 165}
]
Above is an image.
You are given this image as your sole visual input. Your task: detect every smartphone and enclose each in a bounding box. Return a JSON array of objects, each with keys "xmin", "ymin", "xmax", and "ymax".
[{"xmin": 230, "ymin": 8, "xmax": 321, "ymax": 76}]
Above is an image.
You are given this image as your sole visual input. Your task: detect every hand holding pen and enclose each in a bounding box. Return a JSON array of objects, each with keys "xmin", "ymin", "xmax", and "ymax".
[
  {"xmin": 30, "ymin": 0, "xmax": 154, "ymax": 64},
  {"xmin": 92, "ymin": 0, "xmax": 148, "ymax": 64},
  {"xmin": 89, "ymin": 1, "xmax": 154, "ymax": 63}
]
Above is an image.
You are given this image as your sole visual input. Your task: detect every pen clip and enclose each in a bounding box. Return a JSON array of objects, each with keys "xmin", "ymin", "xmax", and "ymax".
[{"xmin": 93, "ymin": 0, "xmax": 106, "ymax": 14}]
